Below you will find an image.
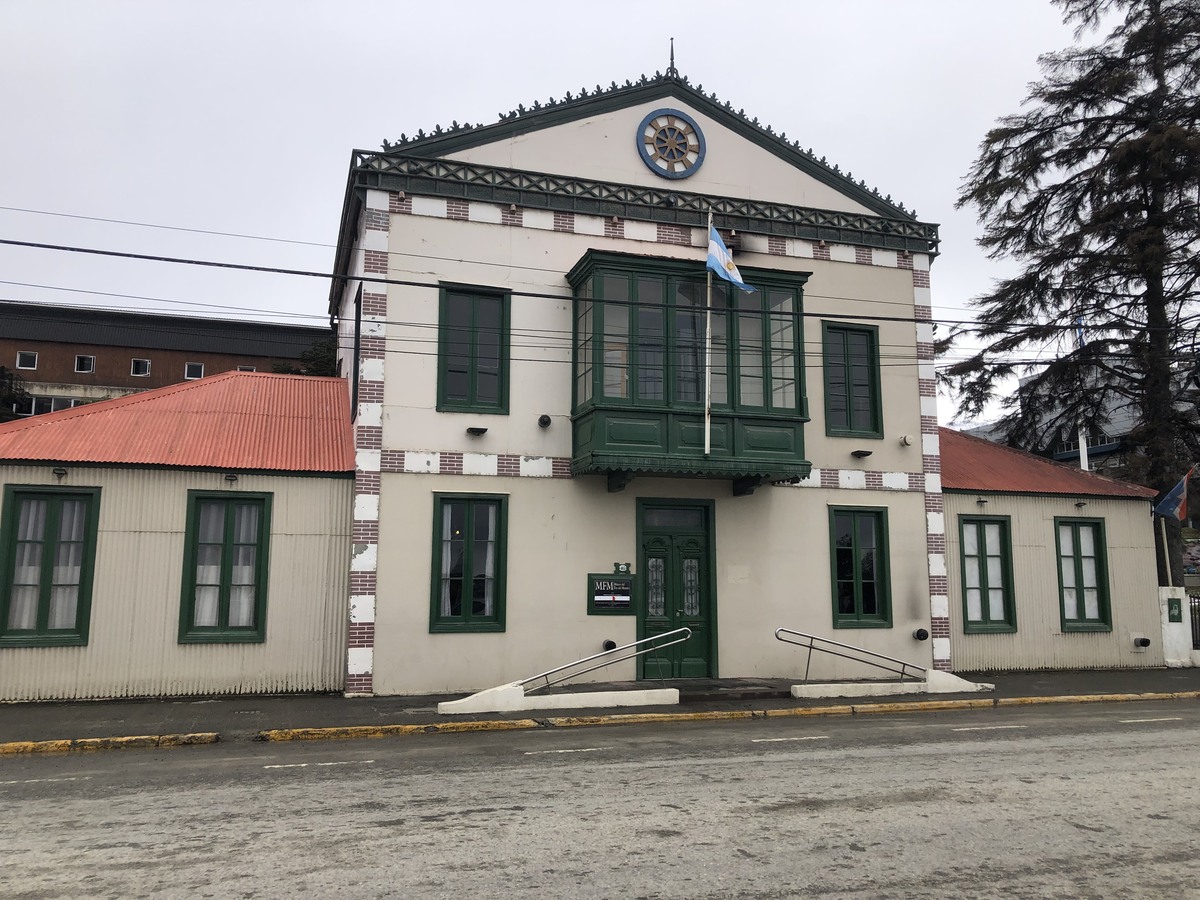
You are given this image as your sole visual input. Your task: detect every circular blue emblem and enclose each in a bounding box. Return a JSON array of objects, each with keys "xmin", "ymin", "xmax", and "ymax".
[{"xmin": 636, "ymin": 108, "xmax": 706, "ymax": 179}]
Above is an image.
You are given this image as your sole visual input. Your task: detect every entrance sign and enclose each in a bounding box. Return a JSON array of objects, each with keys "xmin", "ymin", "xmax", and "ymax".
[{"xmin": 589, "ymin": 573, "xmax": 634, "ymax": 615}]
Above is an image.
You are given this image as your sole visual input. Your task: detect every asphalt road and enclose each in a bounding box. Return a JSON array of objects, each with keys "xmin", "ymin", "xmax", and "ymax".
[{"xmin": 3, "ymin": 702, "xmax": 1199, "ymax": 899}]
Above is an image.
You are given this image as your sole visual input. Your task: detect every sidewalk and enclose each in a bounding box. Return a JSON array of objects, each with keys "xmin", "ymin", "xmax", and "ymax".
[{"xmin": 3, "ymin": 668, "xmax": 1200, "ymax": 754}]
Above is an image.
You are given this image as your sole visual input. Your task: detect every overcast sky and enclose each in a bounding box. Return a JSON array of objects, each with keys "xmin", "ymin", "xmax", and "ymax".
[{"xmin": 0, "ymin": 1, "xmax": 1083, "ymax": 424}]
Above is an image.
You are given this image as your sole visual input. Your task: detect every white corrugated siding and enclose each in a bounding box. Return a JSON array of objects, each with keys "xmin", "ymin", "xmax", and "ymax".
[
  {"xmin": 944, "ymin": 492, "xmax": 1163, "ymax": 672},
  {"xmin": 0, "ymin": 466, "xmax": 351, "ymax": 700}
]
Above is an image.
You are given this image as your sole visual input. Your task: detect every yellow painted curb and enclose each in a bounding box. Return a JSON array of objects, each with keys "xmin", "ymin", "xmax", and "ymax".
[
  {"xmin": 255, "ymin": 719, "xmax": 541, "ymax": 742},
  {"xmin": 997, "ymin": 691, "xmax": 1200, "ymax": 707},
  {"xmin": 0, "ymin": 733, "xmax": 219, "ymax": 755},
  {"xmin": 853, "ymin": 698, "xmax": 997, "ymax": 714},
  {"xmin": 546, "ymin": 710, "xmax": 756, "ymax": 728},
  {"xmin": 763, "ymin": 705, "xmax": 856, "ymax": 718}
]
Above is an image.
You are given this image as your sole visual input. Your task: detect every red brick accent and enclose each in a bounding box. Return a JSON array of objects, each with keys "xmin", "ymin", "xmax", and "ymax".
[
  {"xmin": 768, "ymin": 235, "xmax": 786, "ymax": 256},
  {"xmin": 363, "ymin": 250, "xmax": 388, "ymax": 274},
  {"xmin": 349, "ymin": 572, "xmax": 377, "ymax": 593},
  {"xmin": 918, "ymin": 380, "xmax": 937, "ymax": 398},
  {"xmin": 356, "ymin": 426, "xmax": 382, "ymax": 452},
  {"xmin": 913, "ymin": 269, "xmax": 931, "ymax": 288},
  {"xmin": 346, "ymin": 673, "xmax": 374, "ymax": 693},
  {"xmin": 896, "ymin": 250, "xmax": 913, "ymax": 270},
  {"xmin": 915, "ymin": 341, "xmax": 935, "ymax": 360},
  {"xmin": 390, "ymin": 193, "xmax": 412, "ymax": 214},
  {"xmin": 604, "ymin": 218, "xmax": 625, "ymax": 239},
  {"xmin": 359, "ymin": 336, "xmax": 386, "ymax": 359},
  {"xmin": 812, "ymin": 242, "xmax": 831, "ymax": 261},
  {"xmin": 355, "ymin": 472, "xmax": 380, "ymax": 494},
  {"xmin": 855, "ymin": 246, "xmax": 873, "ymax": 265},
  {"xmin": 920, "ymin": 414, "xmax": 939, "ymax": 434},
  {"xmin": 365, "ymin": 209, "xmax": 389, "ymax": 232},
  {"xmin": 821, "ymin": 468, "xmax": 839, "ymax": 488},
  {"xmin": 927, "ymin": 534, "xmax": 946, "ymax": 553},
  {"xmin": 552, "ymin": 458, "xmax": 573, "ymax": 479},
  {"xmin": 358, "ymin": 381, "xmax": 384, "ymax": 403},
  {"xmin": 657, "ymin": 223, "xmax": 691, "ymax": 246},
  {"xmin": 362, "ymin": 291, "xmax": 388, "ymax": 317},
  {"xmin": 352, "ymin": 521, "xmax": 379, "ymax": 543},
  {"xmin": 924, "ymin": 491, "xmax": 944, "ymax": 512},
  {"xmin": 928, "ymin": 576, "xmax": 949, "ymax": 593},
  {"xmin": 440, "ymin": 452, "xmax": 464, "ymax": 475},
  {"xmin": 502, "ymin": 206, "xmax": 523, "ymax": 227},
  {"xmin": 498, "ymin": 454, "xmax": 521, "ymax": 476},
  {"xmin": 447, "ymin": 199, "xmax": 469, "ymax": 221},
  {"xmin": 932, "ymin": 659, "xmax": 952, "ymax": 672},
  {"xmin": 348, "ymin": 622, "xmax": 375, "ymax": 648},
  {"xmin": 553, "ymin": 212, "xmax": 575, "ymax": 233},
  {"xmin": 865, "ymin": 471, "xmax": 883, "ymax": 490},
  {"xmin": 381, "ymin": 450, "xmax": 405, "ymax": 473},
  {"xmin": 930, "ymin": 618, "xmax": 951, "ymax": 639},
  {"xmin": 913, "ymin": 304, "xmax": 933, "ymax": 321}
]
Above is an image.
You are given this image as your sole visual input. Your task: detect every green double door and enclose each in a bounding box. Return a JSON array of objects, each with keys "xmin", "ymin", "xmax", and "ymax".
[{"xmin": 638, "ymin": 501, "xmax": 714, "ymax": 679}]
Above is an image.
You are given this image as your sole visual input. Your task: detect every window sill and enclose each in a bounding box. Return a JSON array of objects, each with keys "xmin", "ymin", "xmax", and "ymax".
[
  {"xmin": 832, "ymin": 619, "xmax": 892, "ymax": 629},
  {"xmin": 429, "ymin": 622, "xmax": 506, "ymax": 634},
  {"xmin": 178, "ymin": 632, "xmax": 266, "ymax": 644},
  {"xmin": 826, "ymin": 429, "xmax": 884, "ymax": 440},
  {"xmin": 0, "ymin": 634, "xmax": 88, "ymax": 648},
  {"xmin": 963, "ymin": 624, "xmax": 1018, "ymax": 635},
  {"xmin": 1060, "ymin": 623, "xmax": 1113, "ymax": 634}
]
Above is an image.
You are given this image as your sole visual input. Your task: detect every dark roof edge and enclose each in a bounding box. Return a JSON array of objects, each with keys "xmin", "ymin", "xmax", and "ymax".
[
  {"xmin": 0, "ymin": 459, "xmax": 354, "ymax": 477},
  {"xmin": 372, "ymin": 74, "xmax": 917, "ymax": 221},
  {"xmin": 942, "ymin": 487, "xmax": 1155, "ymax": 502}
]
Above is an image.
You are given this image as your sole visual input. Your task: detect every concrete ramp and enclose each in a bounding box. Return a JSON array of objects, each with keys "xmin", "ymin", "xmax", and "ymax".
[
  {"xmin": 437, "ymin": 682, "xmax": 679, "ymax": 715},
  {"xmin": 790, "ymin": 670, "xmax": 994, "ymax": 700}
]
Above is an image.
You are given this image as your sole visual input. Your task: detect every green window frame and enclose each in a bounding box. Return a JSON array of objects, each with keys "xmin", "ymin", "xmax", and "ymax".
[
  {"xmin": 822, "ymin": 322, "xmax": 882, "ymax": 437},
  {"xmin": 0, "ymin": 485, "xmax": 100, "ymax": 648},
  {"xmin": 437, "ymin": 284, "xmax": 510, "ymax": 413},
  {"xmin": 179, "ymin": 491, "xmax": 272, "ymax": 644},
  {"xmin": 828, "ymin": 506, "xmax": 891, "ymax": 628},
  {"xmin": 429, "ymin": 493, "xmax": 507, "ymax": 633},
  {"xmin": 959, "ymin": 515, "xmax": 1016, "ymax": 633},
  {"xmin": 568, "ymin": 255, "xmax": 808, "ymax": 418},
  {"xmin": 1054, "ymin": 517, "xmax": 1111, "ymax": 632}
]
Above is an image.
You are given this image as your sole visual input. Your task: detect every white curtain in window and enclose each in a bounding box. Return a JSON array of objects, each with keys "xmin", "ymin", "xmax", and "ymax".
[{"xmin": 8, "ymin": 499, "xmax": 46, "ymax": 630}]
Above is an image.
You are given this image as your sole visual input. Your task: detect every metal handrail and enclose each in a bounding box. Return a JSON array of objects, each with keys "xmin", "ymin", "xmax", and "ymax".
[
  {"xmin": 520, "ymin": 628, "xmax": 692, "ymax": 694},
  {"xmin": 774, "ymin": 627, "xmax": 928, "ymax": 683}
]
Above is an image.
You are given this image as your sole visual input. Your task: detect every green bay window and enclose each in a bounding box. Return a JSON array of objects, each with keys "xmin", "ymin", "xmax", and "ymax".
[
  {"xmin": 568, "ymin": 252, "xmax": 810, "ymax": 491},
  {"xmin": 0, "ymin": 486, "xmax": 100, "ymax": 647}
]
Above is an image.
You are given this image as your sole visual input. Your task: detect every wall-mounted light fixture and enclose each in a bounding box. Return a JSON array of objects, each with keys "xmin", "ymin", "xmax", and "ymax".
[
  {"xmin": 466, "ymin": 426, "xmax": 488, "ymax": 437},
  {"xmin": 52, "ymin": 467, "xmax": 68, "ymax": 480},
  {"xmin": 850, "ymin": 449, "xmax": 873, "ymax": 459},
  {"xmin": 912, "ymin": 628, "xmax": 930, "ymax": 641},
  {"xmin": 976, "ymin": 497, "xmax": 988, "ymax": 507},
  {"xmin": 224, "ymin": 473, "xmax": 238, "ymax": 484},
  {"xmin": 1075, "ymin": 500, "xmax": 1088, "ymax": 509},
  {"xmin": 900, "ymin": 434, "xmax": 914, "ymax": 446},
  {"xmin": 538, "ymin": 415, "xmax": 552, "ymax": 429}
]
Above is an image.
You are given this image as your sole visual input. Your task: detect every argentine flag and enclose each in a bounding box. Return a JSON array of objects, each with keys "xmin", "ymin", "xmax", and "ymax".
[
  {"xmin": 707, "ymin": 226, "xmax": 756, "ymax": 293},
  {"xmin": 1154, "ymin": 466, "xmax": 1194, "ymax": 521}
]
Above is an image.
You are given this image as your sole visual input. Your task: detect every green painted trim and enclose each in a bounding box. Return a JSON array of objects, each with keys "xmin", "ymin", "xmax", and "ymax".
[
  {"xmin": 821, "ymin": 321, "xmax": 883, "ymax": 439},
  {"xmin": 634, "ymin": 497, "xmax": 717, "ymax": 678},
  {"xmin": 178, "ymin": 491, "xmax": 272, "ymax": 644},
  {"xmin": 957, "ymin": 515, "xmax": 1017, "ymax": 634},
  {"xmin": 428, "ymin": 493, "xmax": 508, "ymax": 633},
  {"xmin": 1053, "ymin": 517, "xmax": 1113, "ymax": 633},
  {"xmin": 0, "ymin": 484, "xmax": 101, "ymax": 648},
  {"xmin": 572, "ymin": 453, "xmax": 811, "ymax": 482},
  {"xmin": 827, "ymin": 506, "xmax": 892, "ymax": 629},
  {"xmin": 436, "ymin": 283, "xmax": 511, "ymax": 414}
]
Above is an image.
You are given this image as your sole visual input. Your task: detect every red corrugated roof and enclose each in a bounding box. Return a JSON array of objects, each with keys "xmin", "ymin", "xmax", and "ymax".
[
  {"xmin": 0, "ymin": 372, "xmax": 354, "ymax": 473},
  {"xmin": 940, "ymin": 427, "xmax": 1156, "ymax": 499}
]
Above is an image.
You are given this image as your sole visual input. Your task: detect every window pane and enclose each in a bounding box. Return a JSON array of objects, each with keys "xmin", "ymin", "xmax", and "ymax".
[
  {"xmin": 228, "ymin": 586, "xmax": 256, "ymax": 627},
  {"xmin": 709, "ymin": 286, "xmax": 729, "ymax": 406},
  {"xmin": 603, "ymin": 302, "xmax": 630, "ymax": 399},
  {"xmin": 738, "ymin": 313, "xmax": 764, "ymax": 407},
  {"xmin": 637, "ymin": 306, "xmax": 665, "ymax": 401},
  {"xmin": 7, "ymin": 585, "xmax": 39, "ymax": 630},
  {"xmin": 233, "ymin": 504, "xmax": 259, "ymax": 544},
  {"xmin": 197, "ymin": 502, "xmax": 224, "ymax": 543},
  {"xmin": 643, "ymin": 508, "xmax": 704, "ymax": 529},
  {"xmin": 987, "ymin": 589, "xmax": 1006, "ymax": 622},
  {"xmin": 193, "ymin": 586, "xmax": 220, "ymax": 627},
  {"xmin": 966, "ymin": 588, "xmax": 983, "ymax": 622},
  {"xmin": 674, "ymin": 282, "xmax": 704, "ymax": 403}
]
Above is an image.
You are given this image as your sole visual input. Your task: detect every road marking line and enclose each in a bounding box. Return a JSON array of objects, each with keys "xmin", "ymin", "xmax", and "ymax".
[
  {"xmin": 263, "ymin": 760, "xmax": 375, "ymax": 770},
  {"xmin": 951, "ymin": 725, "xmax": 1028, "ymax": 732},
  {"xmin": 751, "ymin": 736, "xmax": 830, "ymax": 743},
  {"xmin": 523, "ymin": 747, "xmax": 612, "ymax": 755},
  {"xmin": 1119, "ymin": 717, "xmax": 1183, "ymax": 724},
  {"xmin": 0, "ymin": 776, "xmax": 94, "ymax": 786}
]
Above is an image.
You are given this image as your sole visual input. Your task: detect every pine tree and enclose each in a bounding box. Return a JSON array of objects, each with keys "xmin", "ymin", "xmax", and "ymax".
[
  {"xmin": 946, "ymin": 0, "xmax": 1200, "ymax": 582},
  {"xmin": 0, "ymin": 366, "xmax": 31, "ymax": 423}
]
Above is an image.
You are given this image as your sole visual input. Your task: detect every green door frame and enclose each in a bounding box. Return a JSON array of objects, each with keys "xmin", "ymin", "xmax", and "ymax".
[{"xmin": 635, "ymin": 497, "xmax": 718, "ymax": 679}]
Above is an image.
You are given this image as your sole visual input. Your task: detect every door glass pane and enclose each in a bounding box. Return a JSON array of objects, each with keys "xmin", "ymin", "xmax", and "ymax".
[
  {"xmin": 647, "ymin": 557, "xmax": 665, "ymax": 617},
  {"xmin": 682, "ymin": 558, "xmax": 700, "ymax": 616},
  {"xmin": 643, "ymin": 508, "xmax": 704, "ymax": 529}
]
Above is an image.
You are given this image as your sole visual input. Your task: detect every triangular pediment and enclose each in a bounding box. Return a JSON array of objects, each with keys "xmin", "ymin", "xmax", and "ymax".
[{"xmin": 374, "ymin": 73, "xmax": 915, "ymax": 220}]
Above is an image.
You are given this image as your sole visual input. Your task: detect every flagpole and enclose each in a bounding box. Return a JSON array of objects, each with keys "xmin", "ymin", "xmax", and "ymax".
[{"xmin": 704, "ymin": 211, "xmax": 713, "ymax": 456}]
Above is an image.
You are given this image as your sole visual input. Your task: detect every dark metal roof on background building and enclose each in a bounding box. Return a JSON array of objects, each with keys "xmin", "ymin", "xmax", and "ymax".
[{"xmin": 0, "ymin": 301, "xmax": 329, "ymax": 358}]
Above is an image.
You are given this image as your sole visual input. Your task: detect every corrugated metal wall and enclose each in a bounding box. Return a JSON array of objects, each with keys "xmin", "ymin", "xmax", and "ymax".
[
  {"xmin": 0, "ymin": 466, "xmax": 351, "ymax": 701},
  {"xmin": 944, "ymin": 492, "xmax": 1164, "ymax": 672}
]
